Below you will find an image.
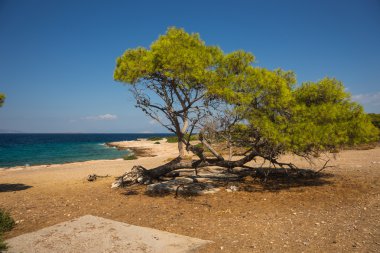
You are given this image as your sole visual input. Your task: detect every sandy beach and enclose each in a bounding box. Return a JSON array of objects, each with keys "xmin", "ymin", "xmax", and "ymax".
[{"xmin": 1, "ymin": 141, "xmax": 380, "ymax": 252}]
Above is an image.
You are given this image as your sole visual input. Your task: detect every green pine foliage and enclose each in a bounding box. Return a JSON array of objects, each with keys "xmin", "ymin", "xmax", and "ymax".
[
  {"xmin": 368, "ymin": 113, "xmax": 380, "ymax": 129},
  {"xmin": 114, "ymin": 27, "xmax": 222, "ymax": 88},
  {"xmin": 291, "ymin": 79, "xmax": 378, "ymax": 151},
  {"xmin": 368, "ymin": 113, "xmax": 380, "ymax": 140},
  {"xmin": 0, "ymin": 93, "xmax": 5, "ymax": 107},
  {"xmin": 114, "ymin": 27, "xmax": 378, "ymax": 158}
]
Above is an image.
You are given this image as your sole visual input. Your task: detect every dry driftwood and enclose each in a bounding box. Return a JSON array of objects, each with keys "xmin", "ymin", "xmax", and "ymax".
[{"xmin": 87, "ymin": 174, "xmax": 110, "ymax": 182}]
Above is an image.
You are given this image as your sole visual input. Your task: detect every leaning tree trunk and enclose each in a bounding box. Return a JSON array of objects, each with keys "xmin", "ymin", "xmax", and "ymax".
[
  {"xmin": 112, "ymin": 157, "xmax": 196, "ymax": 187},
  {"xmin": 112, "ymin": 149, "xmax": 262, "ymax": 188}
]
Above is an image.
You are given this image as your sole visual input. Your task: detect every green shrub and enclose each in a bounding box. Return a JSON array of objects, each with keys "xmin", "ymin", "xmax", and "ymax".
[
  {"xmin": 0, "ymin": 209, "xmax": 15, "ymax": 252},
  {"xmin": 0, "ymin": 239, "xmax": 6, "ymax": 252},
  {"xmin": 0, "ymin": 210, "xmax": 14, "ymax": 234},
  {"xmin": 123, "ymin": 153, "xmax": 137, "ymax": 160},
  {"xmin": 147, "ymin": 136, "xmax": 163, "ymax": 141},
  {"xmin": 166, "ymin": 136, "xmax": 178, "ymax": 143},
  {"xmin": 154, "ymin": 141, "xmax": 160, "ymax": 144},
  {"xmin": 194, "ymin": 143, "xmax": 203, "ymax": 148},
  {"xmin": 166, "ymin": 134, "xmax": 198, "ymax": 143}
]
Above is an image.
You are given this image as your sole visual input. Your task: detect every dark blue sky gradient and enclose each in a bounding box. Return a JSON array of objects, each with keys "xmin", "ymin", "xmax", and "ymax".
[{"xmin": 0, "ymin": 0, "xmax": 379, "ymax": 133}]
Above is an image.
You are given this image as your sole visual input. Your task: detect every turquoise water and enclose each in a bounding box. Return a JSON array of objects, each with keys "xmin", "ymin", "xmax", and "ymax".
[{"xmin": 0, "ymin": 133, "xmax": 169, "ymax": 168}]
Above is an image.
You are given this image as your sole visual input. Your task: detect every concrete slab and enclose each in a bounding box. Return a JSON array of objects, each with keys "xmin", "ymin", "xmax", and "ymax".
[{"xmin": 6, "ymin": 215, "xmax": 212, "ymax": 253}]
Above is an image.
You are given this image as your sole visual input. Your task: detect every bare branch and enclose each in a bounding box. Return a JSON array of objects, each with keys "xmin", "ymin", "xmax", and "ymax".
[{"xmin": 315, "ymin": 159, "xmax": 334, "ymax": 174}]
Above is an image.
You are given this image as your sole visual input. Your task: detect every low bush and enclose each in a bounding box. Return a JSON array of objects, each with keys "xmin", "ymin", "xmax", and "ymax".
[
  {"xmin": 166, "ymin": 134, "xmax": 198, "ymax": 143},
  {"xmin": 0, "ymin": 209, "xmax": 15, "ymax": 251},
  {"xmin": 0, "ymin": 210, "xmax": 14, "ymax": 233},
  {"xmin": 147, "ymin": 136, "xmax": 163, "ymax": 141},
  {"xmin": 194, "ymin": 143, "xmax": 203, "ymax": 148},
  {"xmin": 166, "ymin": 136, "xmax": 178, "ymax": 143},
  {"xmin": 0, "ymin": 238, "xmax": 6, "ymax": 252},
  {"xmin": 123, "ymin": 153, "xmax": 138, "ymax": 160}
]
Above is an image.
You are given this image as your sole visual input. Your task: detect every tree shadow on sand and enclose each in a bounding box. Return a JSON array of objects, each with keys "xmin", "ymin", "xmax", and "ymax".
[
  {"xmin": 0, "ymin": 183, "xmax": 33, "ymax": 192},
  {"xmin": 236, "ymin": 168, "xmax": 334, "ymax": 193},
  {"xmin": 123, "ymin": 167, "xmax": 334, "ymax": 198}
]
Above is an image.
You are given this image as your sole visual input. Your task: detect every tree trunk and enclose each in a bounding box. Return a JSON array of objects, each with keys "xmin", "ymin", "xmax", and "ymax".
[
  {"xmin": 228, "ymin": 135, "xmax": 232, "ymax": 161},
  {"xmin": 178, "ymin": 140, "xmax": 185, "ymax": 158},
  {"xmin": 113, "ymin": 149, "xmax": 262, "ymax": 188},
  {"xmin": 178, "ymin": 117, "xmax": 188, "ymax": 159}
]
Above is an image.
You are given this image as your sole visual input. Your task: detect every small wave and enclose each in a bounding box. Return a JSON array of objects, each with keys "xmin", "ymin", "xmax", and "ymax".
[{"xmin": 99, "ymin": 143, "xmax": 117, "ymax": 149}]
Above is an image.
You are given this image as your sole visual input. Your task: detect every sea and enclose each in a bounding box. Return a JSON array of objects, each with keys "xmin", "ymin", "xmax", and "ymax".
[{"xmin": 0, "ymin": 133, "xmax": 170, "ymax": 168}]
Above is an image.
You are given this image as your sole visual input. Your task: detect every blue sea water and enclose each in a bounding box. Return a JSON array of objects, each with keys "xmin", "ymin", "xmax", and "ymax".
[{"xmin": 0, "ymin": 133, "xmax": 170, "ymax": 168}]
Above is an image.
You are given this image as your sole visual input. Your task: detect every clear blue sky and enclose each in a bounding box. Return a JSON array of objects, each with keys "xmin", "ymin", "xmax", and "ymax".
[{"xmin": 0, "ymin": 0, "xmax": 379, "ymax": 133}]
